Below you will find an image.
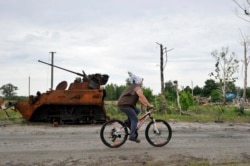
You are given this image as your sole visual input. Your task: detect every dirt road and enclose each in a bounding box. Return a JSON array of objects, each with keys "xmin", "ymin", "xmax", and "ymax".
[{"xmin": 0, "ymin": 122, "xmax": 249, "ymax": 166}]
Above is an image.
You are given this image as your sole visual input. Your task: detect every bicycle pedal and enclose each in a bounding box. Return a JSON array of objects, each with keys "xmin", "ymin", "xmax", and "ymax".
[{"xmin": 129, "ymin": 137, "xmax": 140, "ymax": 143}]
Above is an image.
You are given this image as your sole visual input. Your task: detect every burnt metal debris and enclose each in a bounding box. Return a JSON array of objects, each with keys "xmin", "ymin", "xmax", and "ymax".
[{"xmin": 13, "ymin": 60, "xmax": 109, "ymax": 124}]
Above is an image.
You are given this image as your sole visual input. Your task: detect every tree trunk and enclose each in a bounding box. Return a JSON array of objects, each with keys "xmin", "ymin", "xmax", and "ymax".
[
  {"xmin": 160, "ymin": 44, "xmax": 166, "ymax": 113},
  {"xmin": 243, "ymin": 41, "xmax": 247, "ymax": 103},
  {"xmin": 175, "ymin": 81, "xmax": 182, "ymax": 114}
]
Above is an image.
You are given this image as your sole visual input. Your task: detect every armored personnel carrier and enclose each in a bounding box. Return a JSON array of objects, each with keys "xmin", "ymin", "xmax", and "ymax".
[{"xmin": 14, "ymin": 60, "xmax": 109, "ymax": 124}]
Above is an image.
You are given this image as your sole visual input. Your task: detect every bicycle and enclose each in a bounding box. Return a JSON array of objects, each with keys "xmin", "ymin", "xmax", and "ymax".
[{"xmin": 100, "ymin": 107, "xmax": 172, "ymax": 148}]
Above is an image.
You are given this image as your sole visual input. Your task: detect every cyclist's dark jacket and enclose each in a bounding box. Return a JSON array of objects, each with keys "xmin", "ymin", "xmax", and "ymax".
[{"xmin": 117, "ymin": 84, "xmax": 140, "ymax": 108}]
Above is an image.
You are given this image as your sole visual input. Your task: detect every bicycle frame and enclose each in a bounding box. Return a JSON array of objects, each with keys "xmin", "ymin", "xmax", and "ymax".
[
  {"xmin": 136, "ymin": 111, "xmax": 151, "ymax": 129},
  {"xmin": 136, "ymin": 110, "xmax": 160, "ymax": 134}
]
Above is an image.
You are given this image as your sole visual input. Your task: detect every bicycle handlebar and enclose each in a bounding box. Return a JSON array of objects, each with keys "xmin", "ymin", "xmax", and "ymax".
[{"xmin": 146, "ymin": 106, "xmax": 154, "ymax": 111}]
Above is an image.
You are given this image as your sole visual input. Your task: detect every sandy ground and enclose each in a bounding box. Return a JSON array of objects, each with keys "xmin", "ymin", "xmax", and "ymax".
[{"xmin": 0, "ymin": 121, "xmax": 249, "ymax": 166}]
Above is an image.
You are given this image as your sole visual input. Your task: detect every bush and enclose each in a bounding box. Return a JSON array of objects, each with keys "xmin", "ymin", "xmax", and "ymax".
[
  {"xmin": 211, "ymin": 89, "xmax": 221, "ymax": 102},
  {"xmin": 180, "ymin": 91, "xmax": 194, "ymax": 111}
]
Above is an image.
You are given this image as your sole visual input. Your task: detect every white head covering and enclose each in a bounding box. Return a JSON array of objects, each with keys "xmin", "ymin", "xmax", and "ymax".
[{"xmin": 128, "ymin": 72, "xmax": 143, "ymax": 84}]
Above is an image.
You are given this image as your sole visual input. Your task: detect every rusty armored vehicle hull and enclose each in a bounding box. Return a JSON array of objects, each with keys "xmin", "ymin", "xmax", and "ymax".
[{"xmin": 14, "ymin": 61, "xmax": 109, "ymax": 124}]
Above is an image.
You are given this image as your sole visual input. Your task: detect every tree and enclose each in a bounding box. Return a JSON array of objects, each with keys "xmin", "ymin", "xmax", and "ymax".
[
  {"xmin": 239, "ymin": 32, "xmax": 250, "ymax": 103},
  {"xmin": 142, "ymin": 87, "xmax": 154, "ymax": 103},
  {"xmin": 164, "ymin": 80, "xmax": 177, "ymax": 102},
  {"xmin": 105, "ymin": 83, "xmax": 127, "ymax": 100},
  {"xmin": 233, "ymin": 0, "xmax": 250, "ymax": 103},
  {"xmin": 209, "ymin": 47, "xmax": 239, "ymax": 104},
  {"xmin": 193, "ymin": 85, "xmax": 202, "ymax": 96},
  {"xmin": 0, "ymin": 83, "xmax": 18, "ymax": 98},
  {"xmin": 233, "ymin": 0, "xmax": 250, "ymax": 22},
  {"xmin": 180, "ymin": 91, "xmax": 194, "ymax": 111},
  {"xmin": 233, "ymin": 0, "xmax": 250, "ymax": 104},
  {"xmin": 246, "ymin": 87, "xmax": 250, "ymax": 98},
  {"xmin": 173, "ymin": 80, "xmax": 182, "ymax": 114},
  {"xmin": 183, "ymin": 86, "xmax": 192, "ymax": 94},
  {"xmin": 156, "ymin": 43, "xmax": 173, "ymax": 113},
  {"xmin": 202, "ymin": 79, "xmax": 217, "ymax": 97},
  {"xmin": 104, "ymin": 83, "xmax": 117, "ymax": 100},
  {"xmin": 211, "ymin": 89, "xmax": 222, "ymax": 102},
  {"xmin": 104, "ymin": 82, "xmax": 154, "ymax": 102}
]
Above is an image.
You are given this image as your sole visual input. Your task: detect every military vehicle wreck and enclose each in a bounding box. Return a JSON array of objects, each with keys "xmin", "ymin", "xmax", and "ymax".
[{"xmin": 13, "ymin": 60, "xmax": 109, "ymax": 124}]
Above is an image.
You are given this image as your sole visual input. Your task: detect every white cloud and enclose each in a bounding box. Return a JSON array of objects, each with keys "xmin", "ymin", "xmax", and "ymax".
[{"xmin": 0, "ymin": 0, "xmax": 249, "ymax": 96}]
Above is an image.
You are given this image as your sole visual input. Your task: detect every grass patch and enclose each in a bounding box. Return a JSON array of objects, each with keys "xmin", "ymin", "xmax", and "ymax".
[
  {"xmin": 1, "ymin": 101, "xmax": 249, "ymax": 124},
  {"xmin": 0, "ymin": 108, "xmax": 26, "ymax": 125},
  {"xmin": 104, "ymin": 101, "xmax": 250, "ymax": 123}
]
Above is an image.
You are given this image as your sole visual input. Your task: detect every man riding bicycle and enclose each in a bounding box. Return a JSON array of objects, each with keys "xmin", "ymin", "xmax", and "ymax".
[{"xmin": 117, "ymin": 72, "xmax": 154, "ymax": 143}]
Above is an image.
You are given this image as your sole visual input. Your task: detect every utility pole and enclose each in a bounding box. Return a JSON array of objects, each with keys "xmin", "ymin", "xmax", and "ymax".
[
  {"xmin": 49, "ymin": 51, "xmax": 56, "ymax": 90},
  {"xmin": 28, "ymin": 76, "xmax": 30, "ymax": 96},
  {"xmin": 243, "ymin": 41, "xmax": 247, "ymax": 102},
  {"xmin": 160, "ymin": 43, "xmax": 164, "ymax": 93},
  {"xmin": 191, "ymin": 80, "xmax": 193, "ymax": 96},
  {"xmin": 156, "ymin": 42, "xmax": 174, "ymax": 113}
]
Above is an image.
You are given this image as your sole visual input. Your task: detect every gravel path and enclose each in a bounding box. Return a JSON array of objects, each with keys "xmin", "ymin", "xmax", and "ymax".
[{"xmin": 0, "ymin": 122, "xmax": 249, "ymax": 165}]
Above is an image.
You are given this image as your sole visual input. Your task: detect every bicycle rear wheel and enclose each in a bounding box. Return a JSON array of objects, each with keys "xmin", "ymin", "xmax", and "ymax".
[
  {"xmin": 145, "ymin": 119, "xmax": 172, "ymax": 147},
  {"xmin": 100, "ymin": 119, "xmax": 129, "ymax": 148}
]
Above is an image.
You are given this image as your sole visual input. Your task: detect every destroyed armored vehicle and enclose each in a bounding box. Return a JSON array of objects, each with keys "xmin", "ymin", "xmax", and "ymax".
[{"xmin": 14, "ymin": 60, "xmax": 109, "ymax": 124}]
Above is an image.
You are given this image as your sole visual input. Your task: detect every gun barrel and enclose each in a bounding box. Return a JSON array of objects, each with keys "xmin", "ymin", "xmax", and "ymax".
[{"xmin": 38, "ymin": 60, "xmax": 84, "ymax": 77}]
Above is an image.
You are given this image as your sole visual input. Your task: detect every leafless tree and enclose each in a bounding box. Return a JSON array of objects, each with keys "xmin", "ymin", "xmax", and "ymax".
[
  {"xmin": 209, "ymin": 47, "xmax": 239, "ymax": 105},
  {"xmin": 173, "ymin": 81, "xmax": 182, "ymax": 114},
  {"xmin": 239, "ymin": 31, "xmax": 250, "ymax": 103},
  {"xmin": 233, "ymin": 0, "xmax": 250, "ymax": 22},
  {"xmin": 233, "ymin": 1, "xmax": 250, "ymax": 103}
]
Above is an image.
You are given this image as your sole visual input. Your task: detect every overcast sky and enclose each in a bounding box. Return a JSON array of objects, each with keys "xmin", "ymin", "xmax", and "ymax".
[{"xmin": 0, "ymin": 0, "xmax": 250, "ymax": 96}]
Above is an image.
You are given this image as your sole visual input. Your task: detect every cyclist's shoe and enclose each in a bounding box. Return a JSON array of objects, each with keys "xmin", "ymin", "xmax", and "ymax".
[
  {"xmin": 124, "ymin": 120, "xmax": 131, "ymax": 129},
  {"xmin": 129, "ymin": 137, "xmax": 140, "ymax": 143},
  {"xmin": 124, "ymin": 120, "xmax": 128, "ymax": 125},
  {"xmin": 124, "ymin": 119, "xmax": 130, "ymax": 126}
]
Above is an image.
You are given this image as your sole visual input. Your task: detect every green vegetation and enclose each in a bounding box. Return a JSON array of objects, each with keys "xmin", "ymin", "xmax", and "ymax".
[
  {"xmin": 104, "ymin": 101, "xmax": 250, "ymax": 123},
  {"xmin": 1, "ymin": 99, "xmax": 249, "ymax": 125},
  {"xmin": 0, "ymin": 108, "xmax": 25, "ymax": 125},
  {"xmin": 0, "ymin": 83, "xmax": 18, "ymax": 97}
]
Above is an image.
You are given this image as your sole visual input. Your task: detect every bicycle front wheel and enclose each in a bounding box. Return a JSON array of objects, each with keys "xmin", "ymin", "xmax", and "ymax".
[
  {"xmin": 145, "ymin": 119, "xmax": 172, "ymax": 147},
  {"xmin": 100, "ymin": 119, "xmax": 129, "ymax": 148}
]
